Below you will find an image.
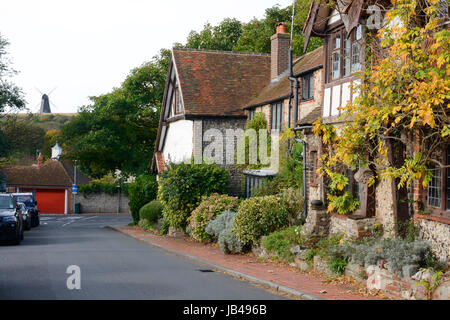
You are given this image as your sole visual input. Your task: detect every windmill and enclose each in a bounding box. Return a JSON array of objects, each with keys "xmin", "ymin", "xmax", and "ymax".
[{"xmin": 34, "ymin": 87, "xmax": 58, "ymax": 114}]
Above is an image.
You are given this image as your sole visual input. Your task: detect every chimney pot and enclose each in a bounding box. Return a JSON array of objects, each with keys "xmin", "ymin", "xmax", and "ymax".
[
  {"xmin": 37, "ymin": 153, "xmax": 43, "ymax": 167},
  {"xmin": 276, "ymin": 22, "xmax": 288, "ymax": 34}
]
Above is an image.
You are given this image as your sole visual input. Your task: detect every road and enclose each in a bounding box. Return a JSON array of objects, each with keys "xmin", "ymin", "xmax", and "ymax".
[{"xmin": 0, "ymin": 214, "xmax": 284, "ymax": 300}]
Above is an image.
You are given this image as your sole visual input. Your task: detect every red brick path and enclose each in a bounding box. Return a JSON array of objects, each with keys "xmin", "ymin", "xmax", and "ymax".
[{"xmin": 115, "ymin": 226, "xmax": 384, "ymax": 300}]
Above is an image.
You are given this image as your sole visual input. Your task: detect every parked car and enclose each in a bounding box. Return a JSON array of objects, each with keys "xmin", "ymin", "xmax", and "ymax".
[
  {"xmin": 12, "ymin": 193, "xmax": 39, "ymax": 227},
  {"xmin": 18, "ymin": 202, "xmax": 31, "ymax": 231},
  {"xmin": 0, "ymin": 194, "xmax": 24, "ymax": 244}
]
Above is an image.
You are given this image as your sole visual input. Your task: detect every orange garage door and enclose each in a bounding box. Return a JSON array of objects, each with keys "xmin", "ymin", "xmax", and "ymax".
[{"xmin": 36, "ymin": 189, "xmax": 66, "ymax": 214}]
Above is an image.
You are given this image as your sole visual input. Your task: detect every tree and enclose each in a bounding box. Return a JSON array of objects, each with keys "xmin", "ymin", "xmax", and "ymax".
[
  {"xmin": 313, "ymin": 0, "xmax": 449, "ymax": 214},
  {"xmin": 61, "ymin": 49, "xmax": 170, "ymax": 177},
  {"xmin": 0, "ymin": 34, "xmax": 25, "ymax": 113},
  {"xmin": 1, "ymin": 117, "xmax": 45, "ymax": 155},
  {"xmin": 233, "ymin": 3, "xmax": 322, "ymax": 55},
  {"xmin": 184, "ymin": 18, "xmax": 243, "ymax": 51}
]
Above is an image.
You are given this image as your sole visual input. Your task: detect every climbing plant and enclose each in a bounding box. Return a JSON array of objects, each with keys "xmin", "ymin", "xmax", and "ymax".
[{"xmin": 313, "ymin": 0, "xmax": 449, "ymax": 214}]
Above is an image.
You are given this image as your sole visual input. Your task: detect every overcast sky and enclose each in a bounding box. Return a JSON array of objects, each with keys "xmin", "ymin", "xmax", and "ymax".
[{"xmin": 0, "ymin": 0, "xmax": 293, "ymax": 114}]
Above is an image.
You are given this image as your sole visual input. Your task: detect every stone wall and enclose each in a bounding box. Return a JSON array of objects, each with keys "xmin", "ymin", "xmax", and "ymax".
[
  {"xmin": 375, "ymin": 177, "xmax": 396, "ymax": 237},
  {"xmin": 329, "ymin": 214, "xmax": 377, "ymax": 239},
  {"xmin": 76, "ymin": 192, "xmax": 130, "ymax": 214},
  {"xmin": 201, "ymin": 117, "xmax": 247, "ymax": 196},
  {"xmin": 414, "ymin": 215, "xmax": 450, "ymax": 264}
]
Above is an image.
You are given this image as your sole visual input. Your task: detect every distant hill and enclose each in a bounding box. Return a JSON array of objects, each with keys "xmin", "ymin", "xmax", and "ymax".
[{"xmin": 2, "ymin": 113, "xmax": 77, "ymax": 131}]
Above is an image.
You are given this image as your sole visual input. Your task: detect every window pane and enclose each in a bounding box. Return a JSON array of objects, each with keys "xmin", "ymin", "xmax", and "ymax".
[
  {"xmin": 356, "ymin": 25, "xmax": 363, "ymax": 40},
  {"xmin": 309, "ymin": 75, "xmax": 314, "ymax": 99},
  {"xmin": 429, "ymin": 164, "xmax": 442, "ymax": 208},
  {"xmin": 333, "ymin": 52, "xmax": 340, "ymax": 79},
  {"xmin": 352, "ymin": 41, "xmax": 362, "ymax": 73},
  {"xmin": 343, "ymin": 32, "xmax": 351, "ymax": 76},
  {"xmin": 334, "ymin": 34, "xmax": 341, "ymax": 49}
]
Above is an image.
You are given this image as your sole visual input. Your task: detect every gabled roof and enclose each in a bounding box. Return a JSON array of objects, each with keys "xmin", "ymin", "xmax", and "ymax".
[
  {"xmin": 172, "ymin": 49, "xmax": 272, "ymax": 117},
  {"xmin": 1, "ymin": 160, "xmax": 90, "ymax": 188},
  {"xmin": 303, "ymin": 0, "xmax": 367, "ymax": 52},
  {"xmin": 243, "ymin": 46, "xmax": 324, "ymax": 110}
]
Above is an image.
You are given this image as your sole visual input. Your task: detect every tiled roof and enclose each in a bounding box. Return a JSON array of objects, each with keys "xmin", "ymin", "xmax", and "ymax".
[
  {"xmin": 1, "ymin": 160, "xmax": 90, "ymax": 188},
  {"xmin": 173, "ymin": 49, "xmax": 272, "ymax": 117},
  {"xmin": 243, "ymin": 46, "xmax": 324, "ymax": 109},
  {"xmin": 297, "ymin": 106, "xmax": 322, "ymax": 125}
]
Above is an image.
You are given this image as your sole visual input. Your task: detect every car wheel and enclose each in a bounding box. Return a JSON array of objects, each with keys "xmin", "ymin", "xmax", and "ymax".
[
  {"xmin": 25, "ymin": 221, "xmax": 31, "ymax": 231},
  {"xmin": 12, "ymin": 229, "xmax": 21, "ymax": 245}
]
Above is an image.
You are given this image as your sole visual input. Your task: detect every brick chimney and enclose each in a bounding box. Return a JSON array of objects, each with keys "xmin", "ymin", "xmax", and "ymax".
[{"xmin": 271, "ymin": 22, "xmax": 290, "ymax": 81}]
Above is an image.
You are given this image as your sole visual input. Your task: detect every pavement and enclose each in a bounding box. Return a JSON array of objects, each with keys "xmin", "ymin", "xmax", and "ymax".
[
  {"xmin": 0, "ymin": 214, "xmax": 287, "ymax": 300},
  {"xmin": 109, "ymin": 224, "xmax": 384, "ymax": 300}
]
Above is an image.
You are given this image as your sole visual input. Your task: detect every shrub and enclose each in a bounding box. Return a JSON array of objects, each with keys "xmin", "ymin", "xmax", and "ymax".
[
  {"xmin": 340, "ymin": 237, "xmax": 442, "ymax": 274},
  {"xmin": 160, "ymin": 220, "xmax": 170, "ymax": 235},
  {"xmin": 138, "ymin": 218, "xmax": 153, "ymax": 232},
  {"xmin": 206, "ymin": 210, "xmax": 245, "ymax": 254},
  {"xmin": 189, "ymin": 194, "xmax": 239, "ymax": 242},
  {"xmin": 158, "ymin": 162, "xmax": 230, "ymax": 230},
  {"xmin": 261, "ymin": 226, "xmax": 303, "ymax": 262},
  {"xmin": 128, "ymin": 175, "xmax": 158, "ymax": 224},
  {"xmin": 233, "ymin": 195, "xmax": 289, "ymax": 246},
  {"xmin": 139, "ymin": 200, "xmax": 163, "ymax": 224},
  {"xmin": 280, "ymin": 187, "xmax": 304, "ymax": 223}
]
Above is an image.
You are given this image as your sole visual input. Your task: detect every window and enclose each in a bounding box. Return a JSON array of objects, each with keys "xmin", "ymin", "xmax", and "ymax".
[
  {"xmin": 427, "ymin": 145, "xmax": 450, "ymax": 214},
  {"xmin": 249, "ymin": 109, "xmax": 255, "ymax": 121},
  {"xmin": 328, "ymin": 25, "xmax": 363, "ymax": 81},
  {"xmin": 302, "ymin": 74, "xmax": 314, "ymax": 101},
  {"xmin": 271, "ymin": 102, "xmax": 283, "ymax": 132},
  {"xmin": 171, "ymin": 86, "xmax": 182, "ymax": 116}
]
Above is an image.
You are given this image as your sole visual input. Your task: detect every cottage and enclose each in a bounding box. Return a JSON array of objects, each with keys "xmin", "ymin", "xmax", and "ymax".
[
  {"xmin": 151, "ymin": 48, "xmax": 272, "ymax": 195},
  {"xmin": 301, "ymin": 0, "xmax": 449, "ymax": 262}
]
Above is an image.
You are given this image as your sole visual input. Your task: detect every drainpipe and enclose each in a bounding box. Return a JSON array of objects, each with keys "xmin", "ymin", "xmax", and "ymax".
[{"xmin": 294, "ymin": 125, "xmax": 313, "ymax": 220}]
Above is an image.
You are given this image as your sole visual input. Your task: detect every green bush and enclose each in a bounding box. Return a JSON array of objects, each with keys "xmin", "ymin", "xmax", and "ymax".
[
  {"xmin": 189, "ymin": 193, "xmax": 239, "ymax": 242},
  {"xmin": 158, "ymin": 162, "xmax": 230, "ymax": 230},
  {"xmin": 233, "ymin": 195, "xmax": 289, "ymax": 246},
  {"xmin": 138, "ymin": 218, "xmax": 153, "ymax": 232},
  {"xmin": 128, "ymin": 175, "xmax": 158, "ymax": 225},
  {"xmin": 206, "ymin": 210, "xmax": 245, "ymax": 254},
  {"xmin": 261, "ymin": 226, "xmax": 303, "ymax": 262},
  {"xmin": 139, "ymin": 200, "xmax": 163, "ymax": 224}
]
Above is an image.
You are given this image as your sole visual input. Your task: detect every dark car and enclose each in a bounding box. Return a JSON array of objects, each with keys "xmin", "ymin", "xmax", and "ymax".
[
  {"xmin": 0, "ymin": 194, "xmax": 24, "ymax": 245},
  {"xmin": 12, "ymin": 193, "xmax": 39, "ymax": 228},
  {"xmin": 18, "ymin": 202, "xmax": 31, "ymax": 231}
]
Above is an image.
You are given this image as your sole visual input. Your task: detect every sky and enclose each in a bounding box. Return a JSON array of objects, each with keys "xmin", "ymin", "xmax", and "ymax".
[{"xmin": 0, "ymin": 0, "xmax": 294, "ymax": 114}]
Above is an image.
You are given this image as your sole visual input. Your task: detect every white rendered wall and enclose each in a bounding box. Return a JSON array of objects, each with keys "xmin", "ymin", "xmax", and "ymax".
[{"xmin": 163, "ymin": 120, "xmax": 194, "ymax": 163}]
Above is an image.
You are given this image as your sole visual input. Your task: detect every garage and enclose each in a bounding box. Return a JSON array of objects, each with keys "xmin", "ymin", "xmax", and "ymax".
[
  {"xmin": 1, "ymin": 158, "xmax": 90, "ymax": 215},
  {"xmin": 35, "ymin": 189, "xmax": 66, "ymax": 214}
]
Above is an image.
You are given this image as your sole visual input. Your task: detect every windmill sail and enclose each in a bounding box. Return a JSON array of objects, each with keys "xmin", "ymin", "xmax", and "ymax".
[{"xmin": 40, "ymin": 94, "xmax": 51, "ymax": 113}]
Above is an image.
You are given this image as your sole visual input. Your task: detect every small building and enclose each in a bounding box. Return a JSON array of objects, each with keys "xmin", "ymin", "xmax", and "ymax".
[{"xmin": 1, "ymin": 156, "xmax": 90, "ymax": 214}]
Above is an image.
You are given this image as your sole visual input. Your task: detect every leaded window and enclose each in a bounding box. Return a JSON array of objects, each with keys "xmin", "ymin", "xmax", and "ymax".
[{"xmin": 271, "ymin": 102, "xmax": 283, "ymax": 132}]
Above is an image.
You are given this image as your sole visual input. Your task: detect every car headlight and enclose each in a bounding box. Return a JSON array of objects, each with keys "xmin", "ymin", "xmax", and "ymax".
[{"xmin": 3, "ymin": 216, "xmax": 17, "ymax": 222}]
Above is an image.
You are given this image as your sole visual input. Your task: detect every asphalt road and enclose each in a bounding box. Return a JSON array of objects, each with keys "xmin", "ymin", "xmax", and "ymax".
[{"xmin": 0, "ymin": 214, "xmax": 284, "ymax": 300}]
